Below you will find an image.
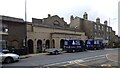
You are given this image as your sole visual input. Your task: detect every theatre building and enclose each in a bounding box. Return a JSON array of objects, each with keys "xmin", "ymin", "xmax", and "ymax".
[{"xmin": 27, "ymin": 14, "xmax": 88, "ymax": 53}]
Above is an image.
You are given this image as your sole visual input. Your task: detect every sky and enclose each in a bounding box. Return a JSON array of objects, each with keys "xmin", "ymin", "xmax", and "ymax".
[{"xmin": 0, "ymin": 0, "xmax": 119, "ymax": 35}]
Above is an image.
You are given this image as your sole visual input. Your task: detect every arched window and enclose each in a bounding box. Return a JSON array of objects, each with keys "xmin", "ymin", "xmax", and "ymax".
[
  {"xmin": 37, "ymin": 40, "xmax": 42, "ymax": 53},
  {"xmin": 27, "ymin": 39, "xmax": 34, "ymax": 54},
  {"xmin": 60, "ymin": 39, "xmax": 64, "ymax": 49},
  {"xmin": 45, "ymin": 40, "xmax": 50, "ymax": 49},
  {"xmin": 53, "ymin": 20, "xmax": 60, "ymax": 26}
]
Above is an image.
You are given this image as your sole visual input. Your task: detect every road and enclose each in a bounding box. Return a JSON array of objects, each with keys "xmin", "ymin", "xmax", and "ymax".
[{"xmin": 2, "ymin": 48, "xmax": 119, "ymax": 68}]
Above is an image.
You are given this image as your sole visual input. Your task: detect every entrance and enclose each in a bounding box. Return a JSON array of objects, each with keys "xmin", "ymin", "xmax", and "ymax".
[
  {"xmin": 27, "ymin": 39, "xmax": 34, "ymax": 54},
  {"xmin": 45, "ymin": 40, "xmax": 50, "ymax": 49},
  {"xmin": 37, "ymin": 40, "xmax": 42, "ymax": 53},
  {"xmin": 60, "ymin": 39, "xmax": 64, "ymax": 49}
]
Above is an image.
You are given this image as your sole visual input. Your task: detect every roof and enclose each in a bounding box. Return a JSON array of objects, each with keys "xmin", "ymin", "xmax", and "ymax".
[{"xmin": 0, "ymin": 15, "xmax": 24, "ymax": 23}]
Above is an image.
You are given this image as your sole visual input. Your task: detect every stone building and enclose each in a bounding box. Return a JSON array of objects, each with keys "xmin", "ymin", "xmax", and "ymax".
[
  {"xmin": 27, "ymin": 14, "xmax": 88, "ymax": 53},
  {"xmin": 0, "ymin": 15, "xmax": 26, "ymax": 49},
  {"xmin": 70, "ymin": 12, "xmax": 116, "ymax": 45},
  {"xmin": 1, "ymin": 13, "xmax": 117, "ymax": 54}
]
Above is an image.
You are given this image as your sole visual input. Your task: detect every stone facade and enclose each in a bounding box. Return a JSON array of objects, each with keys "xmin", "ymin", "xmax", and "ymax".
[
  {"xmin": 27, "ymin": 14, "xmax": 88, "ymax": 53},
  {"xmin": 70, "ymin": 12, "xmax": 116, "ymax": 45},
  {"xmin": 0, "ymin": 13, "xmax": 118, "ymax": 54}
]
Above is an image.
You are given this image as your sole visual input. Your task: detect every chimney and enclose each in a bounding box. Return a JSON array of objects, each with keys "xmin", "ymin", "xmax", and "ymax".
[
  {"xmin": 61, "ymin": 17, "xmax": 64, "ymax": 20},
  {"xmin": 48, "ymin": 14, "xmax": 51, "ymax": 17},
  {"xmin": 96, "ymin": 17, "xmax": 100, "ymax": 23},
  {"xmin": 104, "ymin": 20, "xmax": 108, "ymax": 25},
  {"xmin": 70, "ymin": 15, "xmax": 74, "ymax": 21},
  {"xmin": 83, "ymin": 12, "xmax": 88, "ymax": 20}
]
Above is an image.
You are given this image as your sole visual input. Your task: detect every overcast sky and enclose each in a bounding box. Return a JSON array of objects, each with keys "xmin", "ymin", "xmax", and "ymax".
[{"xmin": 0, "ymin": 0, "xmax": 119, "ymax": 35}]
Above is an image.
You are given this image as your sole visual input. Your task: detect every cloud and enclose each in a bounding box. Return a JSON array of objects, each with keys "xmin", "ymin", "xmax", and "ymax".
[{"xmin": 0, "ymin": 0, "xmax": 119, "ymax": 34}]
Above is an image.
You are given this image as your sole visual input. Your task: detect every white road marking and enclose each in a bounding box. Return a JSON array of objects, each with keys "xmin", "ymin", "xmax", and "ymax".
[
  {"xmin": 45, "ymin": 54, "xmax": 106, "ymax": 66},
  {"xmin": 75, "ymin": 63, "xmax": 88, "ymax": 66},
  {"xmin": 62, "ymin": 64, "xmax": 73, "ymax": 66},
  {"xmin": 87, "ymin": 51, "xmax": 95, "ymax": 52},
  {"xmin": 101, "ymin": 64, "xmax": 112, "ymax": 67},
  {"xmin": 106, "ymin": 54, "xmax": 118, "ymax": 63}
]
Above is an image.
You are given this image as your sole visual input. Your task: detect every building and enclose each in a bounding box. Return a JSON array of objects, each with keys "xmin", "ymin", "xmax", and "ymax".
[
  {"xmin": 0, "ymin": 15, "xmax": 26, "ymax": 50},
  {"xmin": 70, "ymin": 12, "xmax": 116, "ymax": 45},
  {"xmin": 0, "ymin": 13, "xmax": 117, "ymax": 54},
  {"xmin": 27, "ymin": 14, "xmax": 88, "ymax": 53}
]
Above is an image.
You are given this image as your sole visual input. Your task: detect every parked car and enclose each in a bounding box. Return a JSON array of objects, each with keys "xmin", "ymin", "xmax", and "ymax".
[
  {"xmin": 0, "ymin": 49, "xmax": 20, "ymax": 63},
  {"xmin": 1, "ymin": 49, "xmax": 10, "ymax": 54},
  {"xmin": 45, "ymin": 48, "xmax": 63, "ymax": 55}
]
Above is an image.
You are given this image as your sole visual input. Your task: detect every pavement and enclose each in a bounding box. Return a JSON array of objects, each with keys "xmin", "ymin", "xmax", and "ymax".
[
  {"xmin": 20, "ymin": 51, "xmax": 66, "ymax": 59},
  {"xmin": 20, "ymin": 53, "xmax": 47, "ymax": 59}
]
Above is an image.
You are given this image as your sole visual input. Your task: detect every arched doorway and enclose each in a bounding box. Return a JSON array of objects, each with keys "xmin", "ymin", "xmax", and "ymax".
[
  {"xmin": 37, "ymin": 40, "xmax": 42, "ymax": 53},
  {"xmin": 27, "ymin": 39, "xmax": 34, "ymax": 54},
  {"xmin": 45, "ymin": 40, "xmax": 50, "ymax": 49},
  {"xmin": 60, "ymin": 39, "xmax": 64, "ymax": 49},
  {"xmin": 52, "ymin": 39, "xmax": 55, "ymax": 48}
]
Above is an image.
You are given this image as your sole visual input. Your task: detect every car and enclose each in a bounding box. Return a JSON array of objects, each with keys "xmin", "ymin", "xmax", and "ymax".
[
  {"xmin": 46, "ymin": 48, "xmax": 63, "ymax": 55},
  {"xmin": 0, "ymin": 49, "xmax": 20, "ymax": 64},
  {"xmin": 1, "ymin": 49, "xmax": 10, "ymax": 54}
]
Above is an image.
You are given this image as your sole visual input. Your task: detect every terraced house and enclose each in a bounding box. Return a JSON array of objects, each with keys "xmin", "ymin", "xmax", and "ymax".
[{"xmin": 70, "ymin": 12, "xmax": 116, "ymax": 47}]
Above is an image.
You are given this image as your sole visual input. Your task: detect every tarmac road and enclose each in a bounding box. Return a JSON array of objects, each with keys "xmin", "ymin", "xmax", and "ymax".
[{"xmin": 2, "ymin": 48, "xmax": 119, "ymax": 68}]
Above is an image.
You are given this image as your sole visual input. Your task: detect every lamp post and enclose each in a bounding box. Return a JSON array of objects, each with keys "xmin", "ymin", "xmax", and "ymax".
[
  {"xmin": 24, "ymin": 0, "xmax": 28, "ymax": 54},
  {"xmin": 25, "ymin": 0, "xmax": 27, "ymax": 22}
]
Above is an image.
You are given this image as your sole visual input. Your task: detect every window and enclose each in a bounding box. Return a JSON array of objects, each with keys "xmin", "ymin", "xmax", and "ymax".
[
  {"xmin": 95, "ymin": 32, "xmax": 97, "ymax": 36},
  {"xmin": 94, "ymin": 24, "xmax": 97, "ymax": 29},
  {"xmin": 42, "ymin": 19, "xmax": 44, "ymax": 22},
  {"xmin": 53, "ymin": 20, "xmax": 60, "ymax": 26},
  {"xmin": 98, "ymin": 25, "xmax": 100, "ymax": 30},
  {"xmin": 0, "ymin": 40, "xmax": 7, "ymax": 49},
  {"xmin": 102, "ymin": 26, "xmax": 104, "ymax": 30},
  {"xmin": 109, "ymin": 28, "xmax": 112, "ymax": 32},
  {"xmin": 99, "ymin": 33, "xmax": 101, "ymax": 36},
  {"xmin": 107, "ymin": 36, "xmax": 109, "ymax": 39},
  {"xmin": 2, "ymin": 24, "xmax": 8, "ymax": 33},
  {"xmin": 107, "ymin": 27, "xmax": 109, "ymax": 32}
]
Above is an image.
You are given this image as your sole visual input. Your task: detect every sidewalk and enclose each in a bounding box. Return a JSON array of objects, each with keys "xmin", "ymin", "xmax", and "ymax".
[
  {"xmin": 20, "ymin": 53, "xmax": 47, "ymax": 59},
  {"xmin": 20, "ymin": 51, "xmax": 66, "ymax": 59}
]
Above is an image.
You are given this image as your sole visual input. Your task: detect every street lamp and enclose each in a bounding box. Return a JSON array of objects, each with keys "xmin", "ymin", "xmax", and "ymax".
[{"xmin": 25, "ymin": 0, "xmax": 27, "ymax": 22}]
